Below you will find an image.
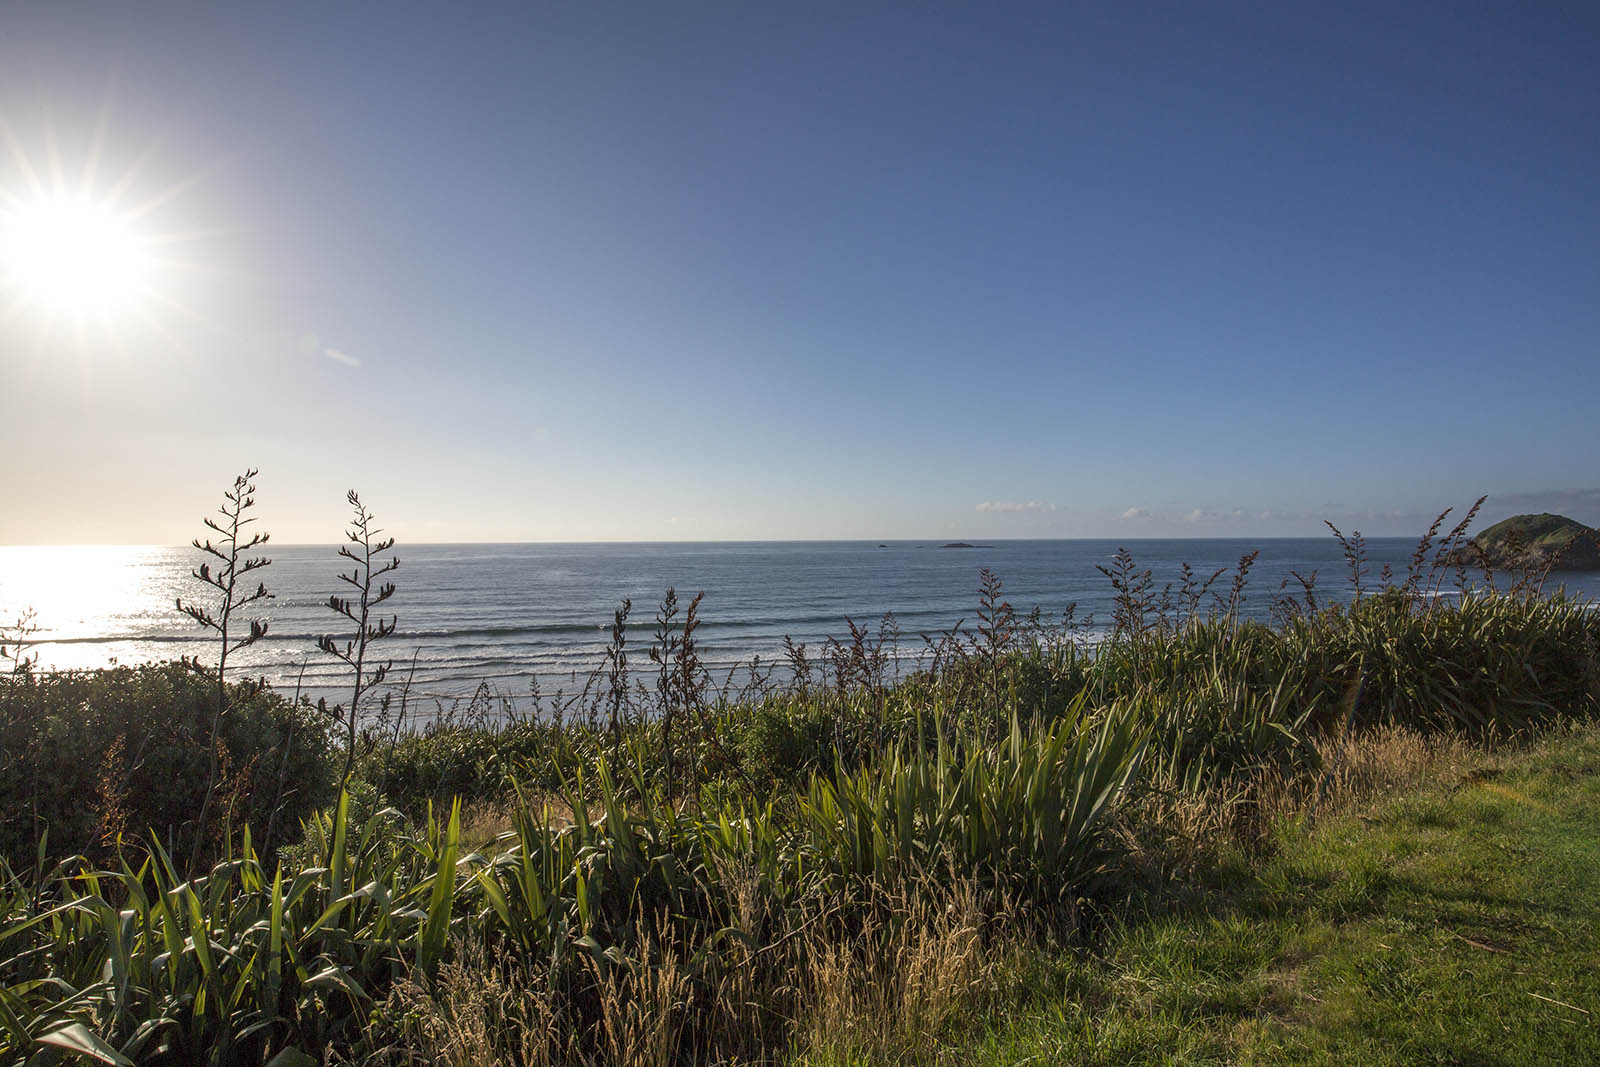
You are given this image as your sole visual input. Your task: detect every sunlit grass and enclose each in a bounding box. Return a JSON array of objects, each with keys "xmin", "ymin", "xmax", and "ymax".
[{"xmin": 929, "ymin": 724, "xmax": 1600, "ymax": 1067}]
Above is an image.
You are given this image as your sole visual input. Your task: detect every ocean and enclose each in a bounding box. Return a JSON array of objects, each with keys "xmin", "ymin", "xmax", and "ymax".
[{"xmin": 3, "ymin": 539, "xmax": 1596, "ymax": 707}]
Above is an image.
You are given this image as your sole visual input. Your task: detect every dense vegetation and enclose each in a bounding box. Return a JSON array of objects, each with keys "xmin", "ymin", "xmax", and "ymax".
[
  {"xmin": 1, "ymin": 492, "xmax": 1597, "ymax": 1065},
  {"xmin": 0, "ymin": 664, "xmax": 333, "ymax": 872},
  {"xmin": 1457, "ymin": 511, "xmax": 1600, "ymax": 571}
]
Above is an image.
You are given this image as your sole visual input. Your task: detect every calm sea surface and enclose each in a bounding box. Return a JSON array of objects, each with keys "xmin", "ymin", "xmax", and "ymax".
[{"xmin": 4, "ymin": 540, "xmax": 1597, "ymax": 705}]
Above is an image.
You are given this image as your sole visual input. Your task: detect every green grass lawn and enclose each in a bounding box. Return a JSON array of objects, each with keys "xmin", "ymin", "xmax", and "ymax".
[{"xmin": 868, "ymin": 725, "xmax": 1600, "ymax": 1066}]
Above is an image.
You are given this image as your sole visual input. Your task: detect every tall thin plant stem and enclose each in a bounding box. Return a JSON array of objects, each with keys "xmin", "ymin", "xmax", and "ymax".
[
  {"xmin": 176, "ymin": 469, "xmax": 272, "ymax": 868},
  {"xmin": 318, "ymin": 490, "xmax": 399, "ymax": 785}
]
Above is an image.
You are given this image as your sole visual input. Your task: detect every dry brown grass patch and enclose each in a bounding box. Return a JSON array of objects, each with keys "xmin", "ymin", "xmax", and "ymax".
[
  {"xmin": 380, "ymin": 937, "xmax": 569, "ymax": 1067},
  {"xmin": 797, "ymin": 879, "xmax": 1008, "ymax": 1065}
]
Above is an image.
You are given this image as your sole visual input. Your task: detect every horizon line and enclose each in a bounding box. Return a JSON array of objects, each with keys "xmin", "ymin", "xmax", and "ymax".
[{"xmin": 0, "ymin": 533, "xmax": 1436, "ymax": 550}]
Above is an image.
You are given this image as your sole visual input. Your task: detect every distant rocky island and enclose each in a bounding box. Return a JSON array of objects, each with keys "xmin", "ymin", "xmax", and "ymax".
[{"xmin": 1451, "ymin": 513, "xmax": 1600, "ymax": 571}]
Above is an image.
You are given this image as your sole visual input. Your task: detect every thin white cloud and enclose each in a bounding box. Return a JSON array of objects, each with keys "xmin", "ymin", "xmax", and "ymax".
[
  {"xmin": 976, "ymin": 500, "xmax": 1055, "ymax": 514},
  {"xmin": 1183, "ymin": 506, "xmax": 1248, "ymax": 523},
  {"xmin": 1120, "ymin": 506, "xmax": 1152, "ymax": 521},
  {"xmin": 323, "ymin": 346, "xmax": 361, "ymax": 368}
]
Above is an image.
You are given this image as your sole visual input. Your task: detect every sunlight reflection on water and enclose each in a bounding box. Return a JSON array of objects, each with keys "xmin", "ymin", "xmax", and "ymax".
[
  {"xmin": 4, "ymin": 540, "xmax": 1599, "ymax": 701},
  {"xmin": 0, "ymin": 546, "xmax": 182, "ymax": 668}
]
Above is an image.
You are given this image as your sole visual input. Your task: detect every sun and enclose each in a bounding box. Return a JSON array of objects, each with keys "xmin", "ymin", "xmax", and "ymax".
[
  {"xmin": 1, "ymin": 193, "xmax": 154, "ymax": 319},
  {"xmin": 0, "ymin": 106, "xmax": 209, "ymax": 360}
]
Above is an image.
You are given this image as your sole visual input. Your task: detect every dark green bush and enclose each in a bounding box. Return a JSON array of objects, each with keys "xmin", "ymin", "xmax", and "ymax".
[
  {"xmin": 734, "ymin": 697, "xmax": 836, "ymax": 783},
  {"xmin": 359, "ymin": 720, "xmax": 567, "ymax": 813},
  {"xmin": 0, "ymin": 662, "xmax": 335, "ymax": 867}
]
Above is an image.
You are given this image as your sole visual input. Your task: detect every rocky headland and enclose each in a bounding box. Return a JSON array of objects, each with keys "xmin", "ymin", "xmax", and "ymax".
[{"xmin": 1450, "ymin": 513, "xmax": 1600, "ymax": 571}]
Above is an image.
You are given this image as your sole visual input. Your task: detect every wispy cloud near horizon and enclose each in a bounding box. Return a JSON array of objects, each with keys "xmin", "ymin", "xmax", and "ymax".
[
  {"xmin": 323, "ymin": 346, "xmax": 361, "ymax": 368},
  {"xmin": 1183, "ymin": 506, "xmax": 1247, "ymax": 523},
  {"xmin": 976, "ymin": 500, "xmax": 1055, "ymax": 514}
]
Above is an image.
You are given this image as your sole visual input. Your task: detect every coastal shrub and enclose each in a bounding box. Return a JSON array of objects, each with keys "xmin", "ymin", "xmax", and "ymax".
[
  {"xmin": 0, "ymin": 662, "xmax": 335, "ymax": 868},
  {"xmin": 367, "ymin": 694, "xmax": 858, "ymax": 816},
  {"xmin": 1046, "ymin": 592, "xmax": 1600, "ymax": 785},
  {"xmin": 800, "ymin": 701, "xmax": 1147, "ymax": 898},
  {"xmin": 734, "ymin": 696, "xmax": 836, "ymax": 784},
  {"xmin": 0, "ymin": 705, "xmax": 1144, "ymax": 1067},
  {"xmin": 1114, "ymin": 671, "xmax": 1320, "ymax": 791},
  {"xmin": 1007, "ymin": 638, "xmax": 1092, "ymax": 723},
  {"xmin": 1287, "ymin": 589, "xmax": 1600, "ymax": 734},
  {"xmin": 359, "ymin": 720, "xmax": 561, "ymax": 814}
]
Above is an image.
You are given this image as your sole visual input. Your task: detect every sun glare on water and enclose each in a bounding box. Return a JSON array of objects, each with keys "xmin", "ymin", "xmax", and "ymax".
[{"xmin": 1, "ymin": 193, "xmax": 154, "ymax": 320}]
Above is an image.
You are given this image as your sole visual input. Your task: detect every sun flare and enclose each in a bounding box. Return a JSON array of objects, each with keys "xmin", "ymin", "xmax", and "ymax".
[{"xmin": 1, "ymin": 194, "xmax": 153, "ymax": 318}]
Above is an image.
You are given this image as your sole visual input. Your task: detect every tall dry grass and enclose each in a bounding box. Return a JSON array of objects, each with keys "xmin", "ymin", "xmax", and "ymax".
[{"xmin": 798, "ymin": 878, "xmax": 1009, "ymax": 1064}]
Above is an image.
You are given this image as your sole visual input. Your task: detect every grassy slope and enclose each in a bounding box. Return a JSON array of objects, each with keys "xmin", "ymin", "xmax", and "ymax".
[
  {"xmin": 1475, "ymin": 513, "xmax": 1594, "ymax": 551},
  {"xmin": 862, "ymin": 725, "xmax": 1600, "ymax": 1066},
  {"xmin": 1469, "ymin": 513, "xmax": 1600, "ymax": 568}
]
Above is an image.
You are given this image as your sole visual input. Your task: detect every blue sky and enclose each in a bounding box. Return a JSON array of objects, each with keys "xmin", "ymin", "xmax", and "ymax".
[{"xmin": 1, "ymin": 2, "xmax": 1596, "ymax": 543}]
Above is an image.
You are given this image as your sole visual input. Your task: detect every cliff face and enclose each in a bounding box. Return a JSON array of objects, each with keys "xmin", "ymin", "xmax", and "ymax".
[{"xmin": 1454, "ymin": 513, "xmax": 1600, "ymax": 571}]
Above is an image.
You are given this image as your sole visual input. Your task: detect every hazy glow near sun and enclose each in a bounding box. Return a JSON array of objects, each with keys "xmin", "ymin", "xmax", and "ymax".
[{"xmin": 1, "ymin": 194, "xmax": 153, "ymax": 317}]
